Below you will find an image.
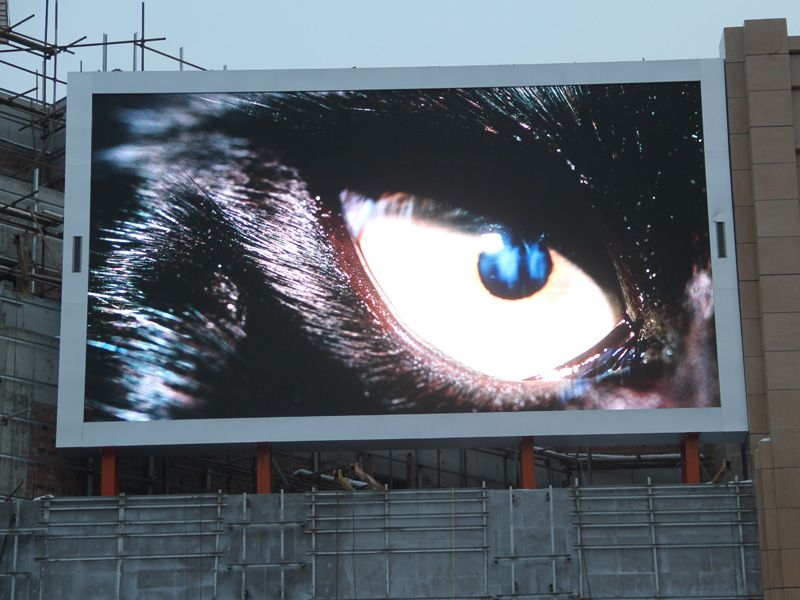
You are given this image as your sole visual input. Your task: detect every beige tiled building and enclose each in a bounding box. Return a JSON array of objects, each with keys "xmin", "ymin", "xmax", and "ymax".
[{"xmin": 723, "ymin": 18, "xmax": 800, "ymax": 600}]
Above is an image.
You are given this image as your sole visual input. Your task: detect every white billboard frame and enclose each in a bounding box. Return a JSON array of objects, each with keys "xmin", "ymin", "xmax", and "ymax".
[{"xmin": 57, "ymin": 59, "xmax": 747, "ymax": 451}]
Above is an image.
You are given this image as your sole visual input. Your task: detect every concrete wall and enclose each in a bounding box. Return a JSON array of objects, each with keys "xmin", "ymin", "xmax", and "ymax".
[
  {"xmin": 723, "ymin": 19, "xmax": 800, "ymax": 600},
  {"xmin": 0, "ymin": 483, "xmax": 760, "ymax": 599}
]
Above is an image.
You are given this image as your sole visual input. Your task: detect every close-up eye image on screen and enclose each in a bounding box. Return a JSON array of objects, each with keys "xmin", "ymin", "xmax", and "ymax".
[{"xmin": 84, "ymin": 81, "xmax": 719, "ymax": 422}]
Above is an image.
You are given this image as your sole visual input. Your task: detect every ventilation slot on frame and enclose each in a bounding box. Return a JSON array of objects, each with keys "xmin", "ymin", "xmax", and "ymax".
[
  {"xmin": 716, "ymin": 221, "xmax": 727, "ymax": 259},
  {"xmin": 72, "ymin": 236, "xmax": 82, "ymax": 273}
]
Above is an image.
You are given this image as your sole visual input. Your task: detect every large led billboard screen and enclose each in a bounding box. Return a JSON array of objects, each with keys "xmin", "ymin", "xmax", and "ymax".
[{"xmin": 57, "ymin": 60, "xmax": 747, "ymax": 450}]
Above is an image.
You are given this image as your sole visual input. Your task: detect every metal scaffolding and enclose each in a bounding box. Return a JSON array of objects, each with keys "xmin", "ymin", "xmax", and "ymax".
[
  {"xmin": 0, "ymin": 483, "xmax": 762, "ymax": 599},
  {"xmin": 0, "ymin": 1, "xmax": 215, "ymax": 503},
  {"xmin": 0, "ymin": 2, "xmax": 746, "ymax": 504},
  {"xmin": 0, "ymin": 1, "xmax": 205, "ymax": 299}
]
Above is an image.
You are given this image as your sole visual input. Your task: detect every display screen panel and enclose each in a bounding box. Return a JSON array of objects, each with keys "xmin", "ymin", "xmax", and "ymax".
[{"xmin": 57, "ymin": 62, "xmax": 747, "ymax": 448}]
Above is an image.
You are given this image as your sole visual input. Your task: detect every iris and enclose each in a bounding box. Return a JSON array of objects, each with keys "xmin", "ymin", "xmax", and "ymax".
[{"xmin": 478, "ymin": 232, "xmax": 552, "ymax": 300}]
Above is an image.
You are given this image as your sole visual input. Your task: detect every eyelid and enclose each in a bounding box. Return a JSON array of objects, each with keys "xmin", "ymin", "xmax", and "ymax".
[
  {"xmin": 342, "ymin": 191, "xmax": 493, "ymax": 239},
  {"xmin": 528, "ymin": 319, "xmax": 636, "ymax": 381},
  {"xmin": 339, "ymin": 189, "xmax": 628, "ymax": 385}
]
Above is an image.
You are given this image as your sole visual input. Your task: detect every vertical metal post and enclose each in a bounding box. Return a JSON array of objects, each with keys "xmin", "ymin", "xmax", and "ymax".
[
  {"xmin": 42, "ymin": 55, "xmax": 47, "ymax": 100},
  {"xmin": 280, "ymin": 489, "xmax": 285, "ymax": 598},
  {"xmin": 509, "ymin": 487, "xmax": 515, "ymax": 594},
  {"xmin": 115, "ymin": 494, "xmax": 125, "ymax": 600},
  {"xmin": 520, "ymin": 436, "xmax": 536, "ymax": 489},
  {"xmin": 646, "ymin": 477, "xmax": 661, "ymax": 596},
  {"xmin": 587, "ymin": 446, "xmax": 594, "ymax": 485},
  {"xmin": 213, "ymin": 493, "xmax": 221, "ymax": 598},
  {"xmin": 42, "ymin": 0, "xmax": 48, "ymax": 106},
  {"xmin": 735, "ymin": 478, "xmax": 747, "ymax": 594},
  {"xmin": 37, "ymin": 498, "xmax": 51, "ymax": 600},
  {"xmin": 87, "ymin": 458, "xmax": 94, "ymax": 498},
  {"xmin": 163, "ymin": 455, "xmax": 170, "ymax": 493},
  {"xmin": 140, "ymin": 3, "xmax": 145, "ymax": 70},
  {"xmin": 384, "ymin": 490, "xmax": 390, "ymax": 597},
  {"xmin": 680, "ymin": 432, "xmax": 701, "ymax": 483},
  {"xmin": 310, "ymin": 493, "xmax": 316, "ymax": 598},
  {"xmin": 240, "ymin": 493, "xmax": 247, "ymax": 599},
  {"xmin": 146, "ymin": 456, "xmax": 154, "ymax": 495},
  {"xmin": 101, "ymin": 447, "xmax": 119, "ymax": 496},
  {"xmin": 10, "ymin": 500, "xmax": 19, "ymax": 600},
  {"xmin": 482, "ymin": 484, "xmax": 488, "ymax": 597},
  {"xmin": 179, "ymin": 47, "xmax": 184, "ymax": 71},
  {"xmin": 133, "ymin": 33, "xmax": 138, "ymax": 71},
  {"xmin": 256, "ymin": 443, "xmax": 271, "ymax": 494},
  {"xmin": 31, "ymin": 169, "xmax": 39, "ymax": 294},
  {"xmin": 451, "ymin": 488, "xmax": 456, "ymax": 598},
  {"xmin": 102, "ymin": 33, "xmax": 108, "ymax": 71},
  {"xmin": 574, "ymin": 486, "xmax": 584, "ymax": 598},
  {"xmin": 549, "ymin": 484, "xmax": 557, "ymax": 593},
  {"xmin": 53, "ymin": 0, "xmax": 59, "ymax": 104}
]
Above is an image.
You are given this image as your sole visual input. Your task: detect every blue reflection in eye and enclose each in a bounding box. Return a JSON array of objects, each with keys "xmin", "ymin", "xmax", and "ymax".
[{"xmin": 478, "ymin": 232, "xmax": 553, "ymax": 300}]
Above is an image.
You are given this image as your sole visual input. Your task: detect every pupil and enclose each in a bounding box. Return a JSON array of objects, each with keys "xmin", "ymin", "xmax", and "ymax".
[{"xmin": 478, "ymin": 233, "xmax": 553, "ymax": 300}]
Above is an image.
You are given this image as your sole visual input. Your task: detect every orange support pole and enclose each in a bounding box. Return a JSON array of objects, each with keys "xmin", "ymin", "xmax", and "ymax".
[
  {"xmin": 100, "ymin": 447, "xmax": 119, "ymax": 496},
  {"xmin": 520, "ymin": 436, "xmax": 536, "ymax": 489},
  {"xmin": 256, "ymin": 442, "xmax": 272, "ymax": 494},
  {"xmin": 680, "ymin": 432, "xmax": 701, "ymax": 484}
]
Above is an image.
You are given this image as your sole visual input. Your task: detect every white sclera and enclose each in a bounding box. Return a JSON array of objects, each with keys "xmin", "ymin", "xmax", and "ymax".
[{"xmin": 357, "ymin": 216, "xmax": 620, "ymax": 381}]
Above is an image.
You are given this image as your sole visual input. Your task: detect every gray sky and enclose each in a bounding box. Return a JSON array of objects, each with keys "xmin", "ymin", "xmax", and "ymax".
[{"xmin": 5, "ymin": 0, "xmax": 800, "ymax": 101}]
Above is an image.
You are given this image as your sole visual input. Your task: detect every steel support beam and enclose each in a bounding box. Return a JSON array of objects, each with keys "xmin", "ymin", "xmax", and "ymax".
[
  {"xmin": 100, "ymin": 446, "xmax": 119, "ymax": 496},
  {"xmin": 680, "ymin": 432, "xmax": 701, "ymax": 484},
  {"xmin": 256, "ymin": 443, "xmax": 272, "ymax": 494},
  {"xmin": 520, "ymin": 436, "xmax": 536, "ymax": 489}
]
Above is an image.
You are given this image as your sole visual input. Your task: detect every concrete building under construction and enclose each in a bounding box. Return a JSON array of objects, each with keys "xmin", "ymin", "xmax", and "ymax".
[{"xmin": 0, "ymin": 4, "xmax": 799, "ymax": 599}]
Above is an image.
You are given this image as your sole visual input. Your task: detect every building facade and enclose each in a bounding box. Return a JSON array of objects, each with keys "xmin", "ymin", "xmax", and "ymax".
[{"xmin": 723, "ymin": 18, "xmax": 800, "ymax": 600}]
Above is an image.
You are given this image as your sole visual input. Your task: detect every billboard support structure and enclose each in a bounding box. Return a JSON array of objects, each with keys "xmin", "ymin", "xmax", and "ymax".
[
  {"xmin": 100, "ymin": 446, "xmax": 119, "ymax": 496},
  {"xmin": 680, "ymin": 433, "xmax": 701, "ymax": 484},
  {"xmin": 520, "ymin": 437, "xmax": 536, "ymax": 490},
  {"xmin": 256, "ymin": 443, "xmax": 272, "ymax": 494},
  {"xmin": 58, "ymin": 59, "xmax": 749, "ymax": 452}
]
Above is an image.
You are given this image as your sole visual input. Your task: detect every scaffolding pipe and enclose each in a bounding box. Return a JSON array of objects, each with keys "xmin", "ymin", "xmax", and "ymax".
[
  {"xmin": 30, "ymin": 169, "xmax": 38, "ymax": 286},
  {"xmin": 41, "ymin": 1, "xmax": 50, "ymax": 113},
  {"xmin": 53, "ymin": 0, "xmax": 58, "ymax": 105},
  {"xmin": 508, "ymin": 487, "xmax": 515, "ymax": 594},
  {"xmin": 549, "ymin": 484, "xmax": 557, "ymax": 593},
  {"xmin": 141, "ymin": 2, "xmax": 145, "ymax": 70},
  {"xmin": 647, "ymin": 478, "xmax": 661, "ymax": 596}
]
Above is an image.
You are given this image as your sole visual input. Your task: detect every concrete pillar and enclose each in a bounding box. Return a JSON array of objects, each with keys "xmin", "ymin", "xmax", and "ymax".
[
  {"xmin": 100, "ymin": 447, "xmax": 119, "ymax": 496},
  {"xmin": 723, "ymin": 19, "xmax": 800, "ymax": 599},
  {"xmin": 520, "ymin": 437, "xmax": 536, "ymax": 489},
  {"xmin": 680, "ymin": 433, "xmax": 701, "ymax": 484},
  {"xmin": 256, "ymin": 443, "xmax": 272, "ymax": 494}
]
